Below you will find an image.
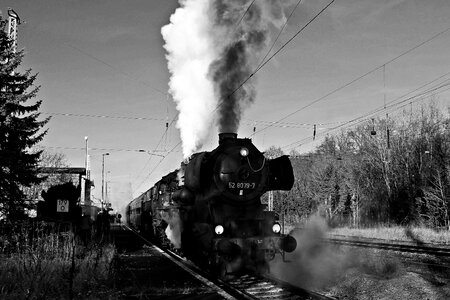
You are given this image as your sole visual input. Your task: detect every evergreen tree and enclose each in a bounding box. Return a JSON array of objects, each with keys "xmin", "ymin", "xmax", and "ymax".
[{"xmin": 0, "ymin": 15, "xmax": 49, "ymax": 220}]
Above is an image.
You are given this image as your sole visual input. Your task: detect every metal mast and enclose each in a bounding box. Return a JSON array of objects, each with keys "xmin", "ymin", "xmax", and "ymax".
[{"xmin": 7, "ymin": 8, "xmax": 21, "ymax": 53}]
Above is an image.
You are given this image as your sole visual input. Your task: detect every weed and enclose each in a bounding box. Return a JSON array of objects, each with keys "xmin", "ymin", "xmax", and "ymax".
[{"xmin": 0, "ymin": 220, "xmax": 118, "ymax": 299}]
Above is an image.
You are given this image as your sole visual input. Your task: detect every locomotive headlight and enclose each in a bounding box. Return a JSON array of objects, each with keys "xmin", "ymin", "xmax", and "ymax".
[
  {"xmin": 214, "ymin": 225, "xmax": 224, "ymax": 235},
  {"xmin": 240, "ymin": 147, "xmax": 249, "ymax": 157},
  {"xmin": 272, "ymin": 223, "xmax": 281, "ymax": 234}
]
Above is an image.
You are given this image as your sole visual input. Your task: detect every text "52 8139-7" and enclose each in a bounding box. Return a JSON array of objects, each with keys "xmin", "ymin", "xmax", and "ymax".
[{"xmin": 228, "ymin": 182, "xmax": 256, "ymax": 189}]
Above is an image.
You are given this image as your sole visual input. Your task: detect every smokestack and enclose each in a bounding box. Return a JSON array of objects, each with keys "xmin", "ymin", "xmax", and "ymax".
[{"xmin": 219, "ymin": 132, "xmax": 237, "ymax": 144}]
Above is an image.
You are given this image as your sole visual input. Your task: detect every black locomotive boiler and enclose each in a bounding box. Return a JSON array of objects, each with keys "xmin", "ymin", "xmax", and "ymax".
[{"xmin": 126, "ymin": 133, "xmax": 297, "ymax": 277}]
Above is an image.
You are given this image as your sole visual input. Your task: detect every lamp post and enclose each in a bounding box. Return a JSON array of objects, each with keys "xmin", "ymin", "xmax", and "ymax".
[
  {"xmin": 105, "ymin": 171, "xmax": 111, "ymax": 205},
  {"xmin": 101, "ymin": 153, "xmax": 110, "ymax": 208}
]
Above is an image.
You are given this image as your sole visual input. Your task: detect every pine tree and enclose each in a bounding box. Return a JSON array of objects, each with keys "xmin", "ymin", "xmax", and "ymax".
[{"xmin": 0, "ymin": 15, "xmax": 49, "ymax": 220}]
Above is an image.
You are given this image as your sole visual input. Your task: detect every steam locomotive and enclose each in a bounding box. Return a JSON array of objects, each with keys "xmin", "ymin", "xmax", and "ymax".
[{"xmin": 126, "ymin": 133, "xmax": 297, "ymax": 278}]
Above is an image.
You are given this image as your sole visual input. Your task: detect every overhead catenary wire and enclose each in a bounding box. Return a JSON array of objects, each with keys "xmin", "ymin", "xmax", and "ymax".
[
  {"xmin": 282, "ymin": 75, "xmax": 450, "ymax": 151},
  {"xmin": 285, "ymin": 79, "xmax": 450, "ymax": 151},
  {"xmin": 255, "ymin": 0, "xmax": 303, "ymax": 72},
  {"xmin": 228, "ymin": 0, "xmax": 334, "ymax": 100},
  {"xmin": 41, "ymin": 111, "xmax": 180, "ymax": 187},
  {"xmin": 283, "ymin": 78, "xmax": 450, "ymax": 150},
  {"xmin": 133, "ymin": 140, "xmax": 182, "ymax": 195},
  {"xmin": 41, "ymin": 112, "xmax": 169, "ymax": 122},
  {"xmin": 134, "ymin": 17, "xmax": 450, "ymax": 191},
  {"xmin": 65, "ymin": 44, "xmax": 168, "ymax": 97},
  {"xmin": 235, "ymin": 0, "xmax": 257, "ymax": 31},
  {"xmin": 43, "ymin": 111, "xmax": 345, "ymax": 129},
  {"xmin": 132, "ymin": 115, "xmax": 178, "ymax": 185},
  {"xmin": 211, "ymin": 0, "xmax": 334, "ymax": 115},
  {"xmin": 341, "ymin": 77, "xmax": 450, "ymax": 132},
  {"xmin": 252, "ymin": 24, "xmax": 450, "ymax": 137},
  {"xmin": 243, "ymin": 119, "xmax": 346, "ymax": 129},
  {"xmin": 44, "ymin": 146, "xmax": 173, "ymax": 154},
  {"xmin": 132, "ymin": 93, "xmax": 182, "ymax": 194},
  {"xmin": 19, "ymin": 21, "xmax": 168, "ymax": 98},
  {"xmin": 42, "ymin": 1, "xmax": 329, "ymax": 195}
]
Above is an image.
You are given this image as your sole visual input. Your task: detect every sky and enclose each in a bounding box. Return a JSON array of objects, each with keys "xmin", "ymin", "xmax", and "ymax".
[{"xmin": 1, "ymin": 0, "xmax": 450, "ymax": 213}]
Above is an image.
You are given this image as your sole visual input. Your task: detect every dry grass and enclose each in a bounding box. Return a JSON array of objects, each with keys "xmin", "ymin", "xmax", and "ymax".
[
  {"xmin": 328, "ymin": 226, "xmax": 450, "ymax": 245},
  {"xmin": 0, "ymin": 221, "xmax": 119, "ymax": 299},
  {"xmin": 284, "ymin": 221, "xmax": 450, "ymax": 245}
]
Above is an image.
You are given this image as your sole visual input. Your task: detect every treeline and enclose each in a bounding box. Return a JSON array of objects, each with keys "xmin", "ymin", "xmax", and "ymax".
[{"xmin": 266, "ymin": 102, "xmax": 450, "ymax": 229}]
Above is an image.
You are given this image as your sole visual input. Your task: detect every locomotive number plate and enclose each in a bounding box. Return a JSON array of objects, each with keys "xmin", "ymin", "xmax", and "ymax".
[{"xmin": 228, "ymin": 182, "xmax": 256, "ymax": 189}]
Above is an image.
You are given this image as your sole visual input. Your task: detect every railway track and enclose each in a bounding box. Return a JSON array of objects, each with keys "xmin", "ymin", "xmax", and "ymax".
[
  {"xmin": 225, "ymin": 274, "xmax": 335, "ymax": 300},
  {"xmin": 324, "ymin": 236, "xmax": 450, "ymax": 256},
  {"xmin": 166, "ymin": 249, "xmax": 336, "ymax": 300},
  {"xmin": 117, "ymin": 224, "xmax": 335, "ymax": 300}
]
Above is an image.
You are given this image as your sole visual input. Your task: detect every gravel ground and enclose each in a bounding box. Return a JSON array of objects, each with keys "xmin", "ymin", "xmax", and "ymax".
[
  {"xmin": 114, "ymin": 247, "xmax": 226, "ymax": 299},
  {"xmin": 325, "ymin": 246, "xmax": 450, "ymax": 300},
  {"xmin": 270, "ymin": 244, "xmax": 450, "ymax": 300}
]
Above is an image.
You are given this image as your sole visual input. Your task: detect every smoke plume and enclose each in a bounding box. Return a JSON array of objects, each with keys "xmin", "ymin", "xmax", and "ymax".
[
  {"xmin": 162, "ymin": 0, "xmax": 290, "ymax": 157},
  {"xmin": 161, "ymin": 0, "xmax": 216, "ymax": 158},
  {"xmin": 161, "ymin": 208, "xmax": 183, "ymax": 249}
]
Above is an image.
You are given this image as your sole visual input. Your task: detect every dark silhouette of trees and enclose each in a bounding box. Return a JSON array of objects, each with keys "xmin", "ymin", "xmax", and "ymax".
[
  {"xmin": 0, "ymin": 16, "xmax": 49, "ymax": 220},
  {"xmin": 274, "ymin": 102, "xmax": 450, "ymax": 229}
]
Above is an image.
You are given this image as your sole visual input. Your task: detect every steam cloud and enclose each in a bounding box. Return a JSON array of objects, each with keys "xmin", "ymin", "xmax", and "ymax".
[
  {"xmin": 162, "ymin": 0, "xmax": 290, "ymax": 158},
  {"xmin": 161, "ymin": 0, "xmax": 215, "ymax": 158},
  {"xmin": 271, "ymin": 216, "xmax": 352, "ymax": 289},
  {"xmin": 161, "ymin": 208, "xmax": 183, "ymax": 249}
]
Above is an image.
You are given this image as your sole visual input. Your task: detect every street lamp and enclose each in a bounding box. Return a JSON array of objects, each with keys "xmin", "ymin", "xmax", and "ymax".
[
  {"xmin": 101, "ymin": 153, "xmax": 110, "ymax": 207},
  {"xmin": 105, "ymin": 171, "xmax": 111, "ymax": 204}
]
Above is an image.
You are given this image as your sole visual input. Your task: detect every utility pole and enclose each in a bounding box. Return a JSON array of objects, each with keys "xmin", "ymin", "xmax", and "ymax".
[
  {"xmin": 101, "ymin": 153, "xmax": 110, "ymax": 209},
  {"xmin": 85, "ymin": 136, "xmax": 90, "ymax": 179},
  {"xmin": 82, "ymin": 136, "xmax": 92, "ymax": 205}
]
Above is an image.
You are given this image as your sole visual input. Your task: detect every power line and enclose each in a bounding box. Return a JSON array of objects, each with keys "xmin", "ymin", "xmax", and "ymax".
[
  {"xmin": 132, "ymin": 115, "xmax": 178, "ymax": 183},
  {"xmin": 211, "ymin": 0, "xmax": 334, "ymax": 115},
  {"xmin": 133, "ymin": 140, "xmax": 182, "ymax": 195},
  {"xmin": 253, "ymin": 24, "xmax": 450, "ymax": 137},
  {"xmin": 283, "ymin": 78, "xmax": 450, "ymax": 150},
  {"xmin": 65, "ymin": 44, "xmax": 168, "ymax": 97},
  {"xmin": 235, "ymin": 0, "xmax": 257, "ymax": 30},
  {"xmin": 42, "ymin": 112, "xmax": 168, "ymax": 122},
  {"xmin": 133, "ymin": 0, "xmax": 260, "ymax": 194},
  {"xmin": 288, "ymin": 82, "xmax": 450, "ymax": 151},
  {"xmin": 43, "ymin": 110, "xmax": 348, "ymax": 130},
  {"xmin": 134, "ymin": 0, "xmax": 261, "ymax": 194},
  {"xmin": 255, "ymin": 0, "xmax": 303, "ymax": 71},
  {"xmin": 44, "ymin": 146, "xmax": 169, "ymax": 153},
  {"xmin": 282, "ymin": 74, "xmax": 450, "ymax": 151}
]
